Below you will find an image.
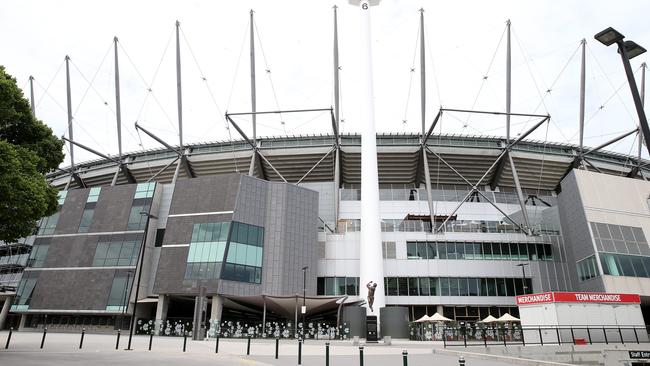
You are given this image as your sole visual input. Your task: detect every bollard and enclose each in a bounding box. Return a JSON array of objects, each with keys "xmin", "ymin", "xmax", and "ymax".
[
  {"xmin": 115, "ymin": 329, "xmax": 121, "ymax": 350},
  {"xmin": 148, "ymin": 332, "xmax": 153, "ymax": 351},
  {"xmin": 459, "ymin": 355, "xmax": 466, "ymax": 366},
  {"xmin": 40, "ymin": 327, "xmax": 47, "ymax": 349},
  {"xmin": 483, "ymin": 329, "xmax": 487, "ymax": 348},
  {"xmin": 215, "ymin": 334, "xmax": 220, "ymax": 353},
  {"xmin": 325, "ymin": 342, "xmax": 330, "ymax": 366},
  {"xmin": 402, "ymin": 350, "xmax": 408, "ymax": 366},
  {"xmin": 79, "ymin": 328, "xmax": 86, "ymax": 349},
  {"xmin": 247, "ymin": 335, "xmax": 251, "ymax": 355},
  {"xmin": 183, "ymin": 331, "xmax": 188, "ymax": 352},
  {"xmin": 298, "ymin": 339, "xmax": 302, "ymax": 365},
  {"xmin": 463, "ymin": 329, "xmax": 467, "ymax": 347},
  {"xmin": 5, "ymin": 327, "xmax": 13, "ymax": 349},
  {"xmin": 275, "ymin": 337, "xmax": 279, "ymax": 359},
  {"xmin": 359, "ymin": 346, "xmax": 364, "ymax": 366}
]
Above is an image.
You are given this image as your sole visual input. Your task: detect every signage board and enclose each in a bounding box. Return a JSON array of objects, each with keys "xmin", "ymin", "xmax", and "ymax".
[
  {"xmin": 629, "ymin": 351, "xmax": 650, "ymax": 359},
  {"xmin": 516, "ymin": 292, "xmax": 640, "ymax": 305}
]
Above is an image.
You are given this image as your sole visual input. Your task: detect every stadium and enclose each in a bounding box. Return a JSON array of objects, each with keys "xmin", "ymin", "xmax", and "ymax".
[{"xmin": 1, "ymin": 2, "xmax": 650, "ymax": 340}]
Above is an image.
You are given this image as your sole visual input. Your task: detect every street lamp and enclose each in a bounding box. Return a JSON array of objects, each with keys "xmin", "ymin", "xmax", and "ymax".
[
  {"xmin": 120, "ymin": 270, "xmax": 134, "ymax": 329},
  {"xmin": 594, "ymin": 27, "xmax": 650, "ymax": 156},
  {"xmin": 516, "ymin": 263, "xmax": 530, "ymax": 294},
  {"xmin": 125, "ymin": 211, "xmax": 157, "ymax": 351},
  {"xmin": 301, "ymin": 266, "xmax": 308, "ymax": 341}
]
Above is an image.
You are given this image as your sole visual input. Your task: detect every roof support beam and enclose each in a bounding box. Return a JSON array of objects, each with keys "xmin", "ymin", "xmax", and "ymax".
[
  {"xmin": 296, "ymin": 145, "xmax": 336, "ymax": 185},
  {"xmin": 134, "ymin": 123, "xmax": 183, "ymax": 157},
  {"xmin": 489, "ymin": 141, "xmax": 508, "ymax": 190},
  {"xmin": 146, "ymin": 156, "xmax": 180, "ymax": 183},
  {"xmin": 440, "ymin": 108, "xmax": 548, "ymax": 119},
  {"xmin": 507, "ymin": 151, "xmax": 532, "ymax": 234},
  {"xmin": 422, "ymin": 109, "xmax": 442, "ymax": 146},
  {"xmin": 582, "ymin": 128, "xmax": 638, "ymax": 156}
]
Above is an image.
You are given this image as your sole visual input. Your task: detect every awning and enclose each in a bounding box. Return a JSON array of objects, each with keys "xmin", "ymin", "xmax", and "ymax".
[{"xmin": 137, "ymin": 297, "xmax": 160, "ymax": 303}]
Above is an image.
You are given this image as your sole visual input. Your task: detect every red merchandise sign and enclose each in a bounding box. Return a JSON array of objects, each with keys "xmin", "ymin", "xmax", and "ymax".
[{"xmin": 516, "ymin": 292, "xmax": 640, "ymax": 305}]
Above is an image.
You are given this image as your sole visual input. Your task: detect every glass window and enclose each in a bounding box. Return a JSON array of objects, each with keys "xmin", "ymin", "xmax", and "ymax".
[
  {"xmin": 473, "ymin": 243, "xmax": 483, "ymax": 259},
  {"xmin": 464, "ymin": 243, "xmax": 474, "ymax": 260},
  {"xmin": 28, "ymin": 245, "xmax": 49, "ymax": 268},
  {"xmin": 528, "ymin": 244, "xmax": 538, "ymax": 260},
  {"xmin": 544, "ymin": 244, "xmax": 553, "ymax": 260},
  {"xmin": 506, "ymin": 278, "xmax": 515, "ymax": 296},
  {"xmin": 386, "ymin": 277, "xmax": 398, "ymax": 296},
  {"xmin": 398, "ymin": 278, "xmax": 408, "ymax": 296},
  {"xmin": 408, "ymin": 278, "xmax": 419, "ymax": 296},
  {"xmin": 427, "ymin": 242, "xmax": 437, "ymax": 259},
  {"xmin": 127, "ymin": 203, "xmax": 149, "ymax": 231},
  {"xmin": 480, "ymin": 278, "xmax": 488, "ymax": 296},
  {"xmin": 633, "ymin": 227, "xmax": 647, "ymax": 243},
  {"xmin": 38, "ymin": 212, "xmax": 60, "ymax": 235},
  {"xmin": 419, "ymin": 277, "xmax": 430, "ymax": 296},
  {"xmin": 618, "ymin": 255, "xmax": 636, "ymax": 276},
  {"xmin": 78, "ymin": 208, "xmax": 94, "ymax": 233},
  {"xmin": 496, "ymin": 278, "xmax": 507, "ymax": 296},
  {"xmin": 486, "ymin": 278, "xmax": 497, "ymax": 296},
  {"xmin": 438, "ymin": 242, "xmax": 447, "ymax": 259},
  {"xmin": 428, "ymin": 277, "xmax": 438, "ymax": 296},
  {"xmin": 417, "ymin": 242, "xmax": 428, "ymax": 259},
  {"xmin": 491, "ymin": 243, "xmax": 502, "ymax": 260},
  {"xmin": 483, "ymin": 243, "xmax": 492, "ymax": 260},
  {"xmin": 346, "ymin": 277, "xmax": 359, "ymax": 295},
  {"xmin": 468, "ymin": 278, "xmax": 479, "ymax": 296},
  {"xmin": 518, "ymin": 243, "xmax": 528, "ymax": 260},
  {"xmin": 609, "ymin": 225, "xmax": 624, "ymax": 241},
  {"xmin": 13, "ymin": 277, "xmax": 37, "ymax": 307},
  {"xmin": 440, "ymin": 278, "xmax": 450, "ymax": 296},
  {"xmin": 406, "ymin": 242, "xmax": 419, "ymax": 259},
  {"xmin": 536, "ymin": 244, "xmax": 546, "ymax": 261},
  {"xmin": 87, "ymin": 187, "xmax": 101, "ymax": 202},
  {"xmin": 106, "ymin": 273, "xmax": 132, "ymax": 311},
  {"xmin": 335, "ymin": 277, "xmax": 346, "ymax": 296},
  {"xmin": 317, "ymin": 278, "xmax": 325, "ymax": 295},
  {"xmin": 57, "ymin": 191, "xmax": 68, "ymax": 205},
  {"xmin": 134, "ymin": 182, "xmax": 155, "ymax": 199},
  {"xmin": 457, "ymin": 243, "xmax": 466, "ymax": 260},
  {"xmin": 509, "ymin": 243, "xmax": 519, "ymax": 260},
  {"xmin": 458, "ymin": 278, "xmax": 469, "ymax": 296},
  {"xmin": 446, "ymin": 243, "xmax": 457, "ymax": 260},
  {"xmin": 325, "ymin": 277, "xmax": 335, "ymax": 295},
  {"xmin": 501, "ymin": 243, "xmax": 510, "ymax": 260},
  {"xmin": 449, "ymin": 278, "xmax": 459, "ymax": 296}
]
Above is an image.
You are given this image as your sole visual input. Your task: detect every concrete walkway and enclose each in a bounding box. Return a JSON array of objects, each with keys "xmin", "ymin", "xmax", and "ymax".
[{"xmin": 0, "ymin": 330, "xmax": 572, "ymax": 366}]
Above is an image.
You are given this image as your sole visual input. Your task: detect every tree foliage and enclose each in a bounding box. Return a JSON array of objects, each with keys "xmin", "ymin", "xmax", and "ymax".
[{"xmin": 0, "ymin": 66, "xmax": 64, "ymax": 242}]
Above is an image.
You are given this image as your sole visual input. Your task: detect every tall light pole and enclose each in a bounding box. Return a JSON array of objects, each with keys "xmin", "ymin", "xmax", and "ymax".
[
  {"xmin": 301, "ymin": 266, "xmax": 308, "ymax": 341},
  {"xmin": 594, "ymin": 27, "xmax": 650, "ymax": 156},
  {"xmin": 126, "ymin": 211, "xmax": 157, "ymax": 350},
  {"xmin": 516, "ymin": 263, "xmax": 530, "ymax": 294}
]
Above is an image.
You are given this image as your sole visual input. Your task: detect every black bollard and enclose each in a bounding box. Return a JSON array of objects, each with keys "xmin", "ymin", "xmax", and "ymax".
[
  {"xmin": 402, "ymin": 350, "xmax": 408, "ymax": 366},
  {"xmin": 148, "ymin": 332, "xmax": 153, "ymax": 351},
  {"xmin": 40, "ymin": 327, "xmax": 47, "ymax": 349},
  {"xmin": 359, "ymin": 346, "xmax": 364, "ymax": 366},
  {"xmin": 247, "ymin": 335, "xmax": 251, "ymax": 355},
  {"xmin": 459, "ymin": 355, "xmax": 466, "ymax": 366},
  {"xmin": 275, "ymin": 337, "xmax": 279, "ymax": 359},
  {"xmin": 79, "ymin": 328, "xmax": 86, "ymax": 349},
  {"xmin": 115, "ymin": 329, "xmax": 121, "ymax": 350},
  {"xmin": 298, "ymin": 339, "xmax": 302, "ymax": 365},
  {"xmin": 325, "ymin": 342, "xmax": 330, "ymax": 366},
  {"xmin": 183, "ymin": 331, "xmax": 187, "ymax": 352},
  {"xmin": 5, "ymin": 327, "xmax": 13, "ymax": 349},
  {"xmin": 215, "ymin": 334, "xmax": 220, "ymax": 353}
]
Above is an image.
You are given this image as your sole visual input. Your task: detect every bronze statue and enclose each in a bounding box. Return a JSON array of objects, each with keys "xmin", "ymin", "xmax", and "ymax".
[{"xmin": 366, "ymin": 281, "xmax": 378, "ymax": 312}]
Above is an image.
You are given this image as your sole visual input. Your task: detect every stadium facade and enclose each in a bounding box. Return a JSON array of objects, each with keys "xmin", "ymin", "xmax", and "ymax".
[{"xmin": 2, "ymin": 132, "xmax": 650, "ymax": 336}]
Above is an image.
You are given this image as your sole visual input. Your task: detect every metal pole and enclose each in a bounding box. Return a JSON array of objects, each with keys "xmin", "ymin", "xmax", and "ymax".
[
  {"xmin": 275, "ymin": 337, "xmax": 279, "ymax": 359},
  {"xmin": 333, "ymin": 5, "xmax": 341, "ymax": 232},
  {"xmin": 579, "ymin": 39, "xmax": 586, "ymax": 155},
  {"xmin": 65, "ymin": 56, "xmax": 75, "ymax": 171},
  {"xmin": 247, "ymin": 335, "xmax": 251, "ymax": 355},
  {"xmin": 79, "ymin": 328, "xmax": 85, "ymax": 349},
  {"xmin": 248, "ymin": 9, "xmax": 257, "ymax": 176},
  {"xmin": 40, "ymin": 327, "xmax": 47, "ymax": 349},
  {"xmin": 359, "ymin": 346, "xmax": 364, "ymax": 366},
  {"xmin": 508, "ymin": 152, "xmax": 531, "ymax": 234},
  {"xmin": 302, "ymin": 267, "xmax": 307, "ymax": 341},
  {"xmin": 115, "ymin": 329, "xmax": 121, "ymax": 349},
  {"xmin": 215, "ymin": 334, "xmax": 220, "ymax": 353},
  {"xmin": 298, "ymin": 339, "xmax": 302, "ymax": 365},
  {"xmin": 617, "ymin": 41, "xmax": 650, "ymax": 156},
  {"xmin": 639, "ymin": 62, "xmax": 646, "ymax": 167},
  {"xmin": 29, "ymin": 76, "xmax": 36, "ymax": 117},
  {"xmin": 183, "ymin": 330, "xmax": 187, "ymax": 352},
  {"xmin": 505, "ymin": 19, "xmax": 512, "ymax": 142},
  {"xmin": 148, "ymin": 331, "xmax": 153, "ymax": 350},
  {"xmin": 114, "ymin": 37, "xmax": 123, "ymax": 166},
  {"xmin": 5, "ymin": 327, "xmax": 12, "ymax": 349},
  {"xmin": 126, "ymin": 214, "xmax": 152, "ymax": 350},
  {"xmin": 175, "ymin": 20, "xmax": 184, "ymax": 151},
  {"xmin": 325, "ymin": 342, "xmax": 330, "ymax": 366},
  {"xmin": 402, "ymin": 350, "xmax": 408, "ymax": 366},
  {"xmin": 419, "ymin": 8, "xmax": 436, "ymax": 230}
]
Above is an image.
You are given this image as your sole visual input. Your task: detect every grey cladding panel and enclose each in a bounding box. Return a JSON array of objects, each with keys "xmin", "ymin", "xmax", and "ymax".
[
  {"xmin": 29, "ymin": 269, "xmax": 117, "ymax": 311},
  {"xmin": 168, "ymin": 174, "xmax": 240, "ymax": 215}
]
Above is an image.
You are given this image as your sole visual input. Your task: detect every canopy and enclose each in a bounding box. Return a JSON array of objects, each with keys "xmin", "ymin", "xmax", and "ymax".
[
  {"xmin": 480, "ymin": 315, "xmax": 498, "ymax": 323},
  {"xmin": 429, "ymin": 312, "xmax": 453, "ymax": 322},
  {"xmin": 496, "ymin": 313, "xmax": 520, "ymax": 322},
  {"xmin": 414, "ymin": 315, "xmax": 432, "ymax": 323}
]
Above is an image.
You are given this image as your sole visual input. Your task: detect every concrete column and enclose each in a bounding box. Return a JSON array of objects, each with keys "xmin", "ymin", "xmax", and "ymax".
[
  {"xmin": 209, "ymin": 295, "xmax": 224, "ymax": 338},
  {"xmin": 0, "ymin": 296, "xmax": 13, "ymax": 329},
  {"xmin": 154, "ymin": 294, "xmax": 169, "ymax": 335},
  {"xmin": 436, "ymin": 305, "xmax": 443, "ymax": 315},
  {"xmin": 18, "ymin": 314, "xmax": 27, "ymax": 330}
]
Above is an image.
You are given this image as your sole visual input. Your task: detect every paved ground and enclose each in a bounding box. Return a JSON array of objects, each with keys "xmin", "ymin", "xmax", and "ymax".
[{"xmin": 0, "ymin": 330, "xmax": 555, "ymax": 366}]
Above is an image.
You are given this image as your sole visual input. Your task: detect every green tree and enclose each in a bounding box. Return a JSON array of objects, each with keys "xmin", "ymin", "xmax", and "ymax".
[{"xmin": 0, "ymin": 66, "xmax": 64, "ymax": 242}]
